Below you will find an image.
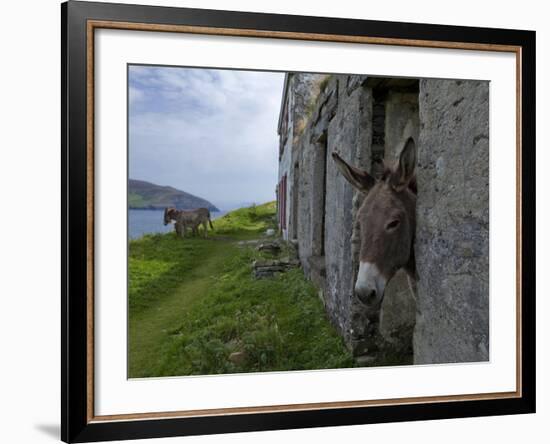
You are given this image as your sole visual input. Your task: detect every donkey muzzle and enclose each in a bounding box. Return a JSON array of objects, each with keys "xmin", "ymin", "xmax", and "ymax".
[{"xmin": 355, "ymin": 261, "xmax": 386, "ymax": 307}]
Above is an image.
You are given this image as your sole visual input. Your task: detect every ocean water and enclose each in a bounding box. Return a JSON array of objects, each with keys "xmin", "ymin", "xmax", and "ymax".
[{"xmin": 128, "ymin": 209, "xmax": 227, "ymax": 240}]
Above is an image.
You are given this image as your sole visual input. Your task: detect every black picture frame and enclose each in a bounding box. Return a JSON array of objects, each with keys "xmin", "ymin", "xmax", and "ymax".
[{"xmin": 61, "ymin": 1, "xmax": 536, "ymax": 442}]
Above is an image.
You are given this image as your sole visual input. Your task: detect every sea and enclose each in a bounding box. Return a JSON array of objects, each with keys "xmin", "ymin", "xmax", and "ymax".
[{"xmin": 128, "ymin": 209, "xmax": 229, "ymax": 240}]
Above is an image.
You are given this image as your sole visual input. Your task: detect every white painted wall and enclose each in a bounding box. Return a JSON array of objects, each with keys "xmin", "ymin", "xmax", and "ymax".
[{"xmin": 0, "ymin": 0, "xmax": 547, "ymax": 443}]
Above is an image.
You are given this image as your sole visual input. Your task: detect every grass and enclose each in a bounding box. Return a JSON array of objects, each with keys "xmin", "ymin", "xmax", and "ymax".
[
  {"xmin": 128, "ymin": 202, "xmax": 355, "ymax": 378},
  {"xmin": 212, "ymin": 201, "xmax": 277, "ymax": 236}
]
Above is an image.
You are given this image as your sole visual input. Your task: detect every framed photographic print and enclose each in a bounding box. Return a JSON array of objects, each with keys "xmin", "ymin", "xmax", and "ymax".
[{"xmin": 61, "ymin": 1, "xmax": 536, "ymax": 442}]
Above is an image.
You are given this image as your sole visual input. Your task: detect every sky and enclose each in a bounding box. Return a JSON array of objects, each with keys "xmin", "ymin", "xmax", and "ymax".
[{"xmin": 129, "ymin": 65, "xmax": 285, "ymax": 210}]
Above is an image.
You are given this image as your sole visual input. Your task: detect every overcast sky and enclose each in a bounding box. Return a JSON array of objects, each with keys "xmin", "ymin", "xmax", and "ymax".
[{"xmin": 129, "ymin": 65, "xmax": 285, "ymax": 210}]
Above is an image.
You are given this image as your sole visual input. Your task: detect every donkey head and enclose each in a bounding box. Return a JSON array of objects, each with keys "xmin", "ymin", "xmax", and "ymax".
[
  {"xmin": 163, "ymin": 207, "xmax": 177, "ymax": 226},
  {"xmin": 332, "ymin": 138, "xmax": 417, "ymax": 309}
]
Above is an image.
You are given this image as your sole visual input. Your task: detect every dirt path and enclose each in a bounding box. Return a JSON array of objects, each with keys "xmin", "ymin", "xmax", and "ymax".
[{"xmin": 128, "ymin": 240, "xmax": 237, "ymax": 377}]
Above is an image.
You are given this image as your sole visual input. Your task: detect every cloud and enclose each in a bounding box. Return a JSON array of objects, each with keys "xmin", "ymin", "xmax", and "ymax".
[
  {"xmin": 128, "ymin": 66, "xmax": 285, "ymax": 209},
  {"xmin": 128, "ymin": 86, "xmax": 145, "ymax": 105}
]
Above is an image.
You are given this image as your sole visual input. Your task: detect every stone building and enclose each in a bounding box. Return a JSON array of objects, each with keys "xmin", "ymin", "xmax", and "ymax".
[{"xmin": 277, "ymin": 73, "xmax": 489, "ymax": 364}]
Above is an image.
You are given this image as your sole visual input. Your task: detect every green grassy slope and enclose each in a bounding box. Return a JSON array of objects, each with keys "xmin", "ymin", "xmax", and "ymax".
[{"xmin": 128, "ymin": 202, "xmax": 355, "ymax": 378}]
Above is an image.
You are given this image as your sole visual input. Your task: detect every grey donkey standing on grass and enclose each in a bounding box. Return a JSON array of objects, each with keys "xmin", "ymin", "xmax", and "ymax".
[{"xmin": 163, "ymin": 207, "xmax": 214, "ymax": 238}]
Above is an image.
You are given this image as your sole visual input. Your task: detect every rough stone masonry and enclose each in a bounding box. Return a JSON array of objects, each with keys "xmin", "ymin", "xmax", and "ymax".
[
  {"xmin": 277, "ymin": 73, "xmax": 489, "ymax": 364},
  {"xmin": 414, "ymin": 79, "xmax": 490, "ymax": 364}
]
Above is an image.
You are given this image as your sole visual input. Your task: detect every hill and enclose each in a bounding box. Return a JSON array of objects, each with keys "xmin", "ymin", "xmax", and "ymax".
[{"xmin": 129, "ymin": 179, "xmax": 219, "ymax": 211}]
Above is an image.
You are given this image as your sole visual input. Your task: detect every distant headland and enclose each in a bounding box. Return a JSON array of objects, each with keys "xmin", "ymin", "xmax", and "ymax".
[{"xmin": 129, "ymin": 179, "xmax": 219, "ymax": 212}]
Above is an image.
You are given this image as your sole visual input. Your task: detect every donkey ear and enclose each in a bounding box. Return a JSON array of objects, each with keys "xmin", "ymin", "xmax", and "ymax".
[
  {"xmin": 332, "ymin": 151, "xmax": 375, "ymax": 193},
  {"xmin": 391, "ymin": 137, "xmax": 416, "ymax": 191}
]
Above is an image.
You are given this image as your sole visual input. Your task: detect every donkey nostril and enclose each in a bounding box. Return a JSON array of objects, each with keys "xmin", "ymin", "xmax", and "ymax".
[
  {"xmin": 356, "ymin": 288, "xmax": 377, "ymax": 306},
  {"xmin": 366, "ymin": 290, "xmax": 376, "ymax": 303}
]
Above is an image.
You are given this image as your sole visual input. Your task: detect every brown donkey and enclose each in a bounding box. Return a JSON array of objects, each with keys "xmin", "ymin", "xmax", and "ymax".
[
  {"xmin": 163, "ymin": 207, "xmax": 214, "ymax": 238},
  {"xmin": 332, "ymin": 138, "xmax": 417, "ymax": 310}
]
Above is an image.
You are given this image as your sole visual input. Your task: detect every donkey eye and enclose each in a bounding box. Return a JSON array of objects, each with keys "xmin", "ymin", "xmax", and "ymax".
[{"xmin": 386, "ymin": 219, "xmax": 400, "ymax": 230}]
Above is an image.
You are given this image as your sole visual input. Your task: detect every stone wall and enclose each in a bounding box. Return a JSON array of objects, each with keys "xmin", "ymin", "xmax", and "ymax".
[
  {"xmin": 278, "ymin": 74, "xmax": 326, "ymax": 240},
  {"xmin": 282, "ymin": 75, "xmax": 419, "ymax": 358},
  {"xmin": 324, "ymin": 76, "xmax": 372, "ymax": 347},
  {"xmin": 414, "ymin": 79, "xmax": 490, "ymax": 364},
  {"xmin": 278, "ymin": 74, "xmax": 489, "ymax": 365}
]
